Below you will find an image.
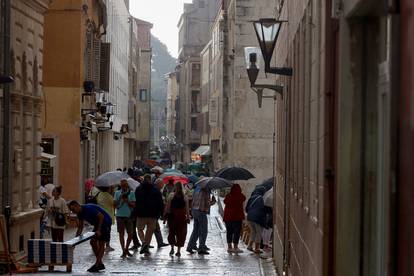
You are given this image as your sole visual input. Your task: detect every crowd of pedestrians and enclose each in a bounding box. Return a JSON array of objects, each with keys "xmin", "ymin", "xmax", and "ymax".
[{"xmin": 38, "ymin": 164, "xmax": 273, "ymax": 273}]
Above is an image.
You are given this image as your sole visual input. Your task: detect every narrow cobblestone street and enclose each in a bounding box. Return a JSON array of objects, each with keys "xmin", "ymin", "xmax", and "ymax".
[{"xmin": 22, "ymin": 206, "xmax": 275, "ymax": 275}]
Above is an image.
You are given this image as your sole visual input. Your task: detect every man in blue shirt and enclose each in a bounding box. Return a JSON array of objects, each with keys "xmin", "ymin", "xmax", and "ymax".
[
  {"xmin": 68, "ymin": 200, "xmax": 112, "ymax": 273},
  {"xmin": 114, "ymin": 179, "xmax": 136, "ymax": 258}
]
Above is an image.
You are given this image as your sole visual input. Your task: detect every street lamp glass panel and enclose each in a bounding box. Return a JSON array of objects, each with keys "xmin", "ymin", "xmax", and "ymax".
[
  {"xmin": 253, "ymin": 19, "xmax": 283, "ymax": 64},
  {"xmin": 244, "ymin": 47, "xmax": 262, "ymax": 69},
  {"xmin": 107, "ymin": 105, "xmax": 114, "ymax": 115},
  {"xmin": 95, "ymin": 92, "xmax": 104, "ymax": 103}
]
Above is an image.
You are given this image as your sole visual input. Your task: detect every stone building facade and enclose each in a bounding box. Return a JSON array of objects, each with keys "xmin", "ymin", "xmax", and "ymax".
[
  {"xmin": 43, "ymin": 0, "xmax": 108, "ymax": 201},
  {"xmin": 166, "ymin": 72, "xmax": 178, "ymax": 139},
  {"xmin": 97, "ymin": 0, "xmax": 130, "ymax": 172},
  {"xmin": 399, "ymin": 1, "xmax": 414, "ymax": 275},
  {"xmin": 0, "ymin": 0, "xmax": 49, "ymax": 256},
  {"xmin": 176, "ymin": 0, "xmax": 221, "ymax": 163},
  {"xmin": 271, "ymin": 0, "xmax": 405, "ymax": 275},
  {"xmin": 124, "ymin": 17, "xmax": 139, "ymax": 167},
  {"xmin": 135, "ymin": 18, "xmax": 152, "ymax": 160},
  {"xmin": 201, "ymin": 0, "xmax": 276, "ymax": 193},
  {"xmin": 124, "ymin": 17, "xmax": 153, "ymax": 166}
]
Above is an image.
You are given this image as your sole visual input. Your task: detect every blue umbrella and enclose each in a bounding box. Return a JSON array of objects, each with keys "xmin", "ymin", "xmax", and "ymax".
[{"xmin": 187, "ymin": 174, "xmax": 199, "ymax": 184}]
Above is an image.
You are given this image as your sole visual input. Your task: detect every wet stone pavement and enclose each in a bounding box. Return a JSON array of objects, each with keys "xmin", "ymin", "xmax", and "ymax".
[{"xmin": 23, "ymin": 206, "xmax": 274, "ymax": 276}]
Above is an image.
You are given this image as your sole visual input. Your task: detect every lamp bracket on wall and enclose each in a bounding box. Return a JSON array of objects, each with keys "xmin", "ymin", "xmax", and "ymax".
[{"xmin": 250, "ymin": 84, "xmax": 283, "ymax": 108}]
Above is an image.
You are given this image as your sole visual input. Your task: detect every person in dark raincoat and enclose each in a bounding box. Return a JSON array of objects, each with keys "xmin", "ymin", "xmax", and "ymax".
[{"xmin": 245, "ymin": 186, "xmax": 270, "ymax": 254}]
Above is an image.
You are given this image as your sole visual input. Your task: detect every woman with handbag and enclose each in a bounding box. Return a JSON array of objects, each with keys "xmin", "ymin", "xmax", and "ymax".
[
  {"xmin": 47, "ymin": 186, "xmax": 68, "ymax": 242},
  {"xmin": 164, "ymin": 182, "xmax": 190, "ymax": 257}
]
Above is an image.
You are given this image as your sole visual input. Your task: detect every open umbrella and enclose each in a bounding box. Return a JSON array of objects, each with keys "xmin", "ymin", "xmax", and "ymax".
[
  {"xmin": 126, "ymin": 178, "xmax": 140, "ymax": 190},
  {"xmin": 215, "ymin": 166, "xmax": 255, "ymax": 181},
  {"xmin": 145, "ymin": 159, "xmax": 158, "ymax": 167},
  {"xmin": 45, "ymin": 183, "xmax": 55, "ymax": 196},
  {"xmin": 195, "ymin": 177, "xmax": 232, "ymax": 190},
  {"xmin": 151, "ymin": 166, "xmax": 164, "ymax": 174},
  {"xmin": 187, "ymin": 174, "xmax": 199, "ymax": 184},
  {"xmin": 162, "ymin": 175, "xmax": 189, "ymax": 185},
  {"xmin": 161, "ymin": 170, "xmax": 186, "ymax": 178},
  {"xmin": 256, "ymin": 177, "xmax": 274, "ymax": 193},
  {"xmin": 95, "ymin": 171, "xmax": 129, "ymax": 187},
  {"xmin": 161, "ymin": 170, "xmax": 188, "ymax": 184},
  {"xmin": 263, "ymin": 188, "xmax": 273, "ymax": 207}
]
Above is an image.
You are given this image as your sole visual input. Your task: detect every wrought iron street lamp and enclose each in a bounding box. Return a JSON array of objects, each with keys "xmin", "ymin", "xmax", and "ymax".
[
  {"xmin": 253, "ymin": 18, "xmax": 293, "ymax": 76},
  {"xmin": 244, "ymin": 47, "xmax": 283, "ymax": 108}
]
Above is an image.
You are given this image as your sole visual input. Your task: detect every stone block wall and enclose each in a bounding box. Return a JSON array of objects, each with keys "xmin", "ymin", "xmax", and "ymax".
[{"xmin": 273, "ymin": 0, "xmax": 329, "ymax": 275}]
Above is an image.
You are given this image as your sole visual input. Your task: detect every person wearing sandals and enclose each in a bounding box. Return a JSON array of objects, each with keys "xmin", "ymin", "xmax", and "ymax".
[
  {"xmin": 47, "ymin": 186, "xmax": 68, "ymax": 242},
  {"xmin": 245, "ymin": 186, "xmax": 267, "ymax": 254},
  {"xmin": 223, "ymin": 184, "xmax": 246, "ymax": 253},
  {"xmin": 114, "ymin": 179, "xmax": 136, "ymax": 258},
  {"xmin": 164, "ymin": 182, "xmax": 190, "ymax": 257}
]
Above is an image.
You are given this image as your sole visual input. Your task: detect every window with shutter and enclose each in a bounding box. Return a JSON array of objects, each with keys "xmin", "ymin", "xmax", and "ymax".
[
  {"xmin": 92, "ymin": 37, "xmax": 101, "ymax": 90},
  {"xmin": 128, "ymin": 101, "xmax": 135, "ymax": 131},
  {"xmin": 85, "ymin": 29, "xmax": 93, "ymax": 81},
  {"xmin": 139, "ymin": 89, "xmax": 147, "ymax": 102},
  {"xmin": 100, "ymin": 43, "xmax": 111, "ymax": 92}
]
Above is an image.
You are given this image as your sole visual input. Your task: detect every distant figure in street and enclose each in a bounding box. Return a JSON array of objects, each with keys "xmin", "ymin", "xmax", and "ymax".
[
  {"xmin": 223, "ymin": 184, "xmax": 246, "ymax": 253},
  {"xmin": 96, "ymin": 186, "xmax": 115, "ymax": 251},
  {"xmin": 162, "ymin": 179, "xmax": 175, "ymax": 202},
  {"xmin": 151, "ymin": 176, "xmax": 169, "ymax": 248},
  {"xmin": 39, "ymin": 178, "xmax": 52, "ymax": 238},
  {"xmin": 46, "ymin": 186, "xmax": 68, "ymax": 242},
  {"xmin": 129, "ymin": 171, "xmax": 143, "ymax": 250},
  {"xmin": 68, "ymin": 201, "xmax": 112, "ymax": 273},
  {"xmin": 261, "ymin": 209, "xmax": 273, "ymax": 251},
  {"xmin": 133, "ymin": 174, "xmax": 164, "ymax": 256},
  {"xmin": 114, "ymin": 179, "xmax": 136, "ymax": 258},
  {"xmin": 245, "ymin": 186, "xmax": 268, "ymax": 254},
  {"xmin": 186, "ymin": 185, "xmax": 216, "ymax": 254},
  {"xmin": 164, "ymin": 182, "xmax": 190, "ymax": 257},
  {"xmin": 39, "ymin": 177, "xmax": 52, "ymax": 208},
  {"xmin": 84, "ymin": 178, "xmax": 95, "ymax": 203}
]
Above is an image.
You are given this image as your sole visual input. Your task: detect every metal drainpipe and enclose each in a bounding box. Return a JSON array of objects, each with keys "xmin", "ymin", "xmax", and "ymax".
[{"xmin": 2, "ymin": 0, "xmax": 12, "ymax": 249}]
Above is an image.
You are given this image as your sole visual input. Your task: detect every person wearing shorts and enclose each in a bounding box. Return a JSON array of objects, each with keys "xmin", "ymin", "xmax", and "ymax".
[
  {"xmin": 68, "ymin": 201, "xmax": 112, "ymax": 273},
  {"xmin": 114, "ymin": 179, "xmax": 136, "ymax": 258}
]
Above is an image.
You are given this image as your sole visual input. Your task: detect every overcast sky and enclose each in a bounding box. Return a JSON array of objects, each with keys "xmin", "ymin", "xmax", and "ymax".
[{"xmin": 129, "ymin": 0, "xmax": 193, "ymax": 58}]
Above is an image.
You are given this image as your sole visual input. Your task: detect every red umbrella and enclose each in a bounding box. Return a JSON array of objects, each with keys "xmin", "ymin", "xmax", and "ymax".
[
  {"xmin": 145, "ymin": 159, "xmax": 158, "ymax": 167},
  {"xmin": 162, "ymin": 175, "xmax": 189, "ymax": 185}
]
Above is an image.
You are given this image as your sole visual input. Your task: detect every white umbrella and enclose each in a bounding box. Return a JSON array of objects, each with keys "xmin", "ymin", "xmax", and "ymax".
[
  {"xmin": 263, "ymin": 188, "xmax": 273, "ymax": 208},
  {"xmin": 127, "ymin": 178, "xmax": 140, "ymax": 191},
  {"xmin": 45, "ymin": 183, "xmax": 55, "ymax": 196},
  {"xmin": 151, "ymin": 166, "xmax": 164, "ymax": 173},
  {"xmin": 95, "ymin": 171, "xmax": 129, "ymax": 187}
]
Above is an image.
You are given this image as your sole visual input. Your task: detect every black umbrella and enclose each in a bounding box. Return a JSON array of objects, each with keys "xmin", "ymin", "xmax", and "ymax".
[
  {"xmin": 215, "ymin": 166, "xmax": 255, "ymax": 181},
  {"xmin": 255, "ymin": 177, "xmax": 273, "ymax": 192},
  {"xmin": 195, "ymin": 177, "xmax": 232, "ymax": 190}
]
